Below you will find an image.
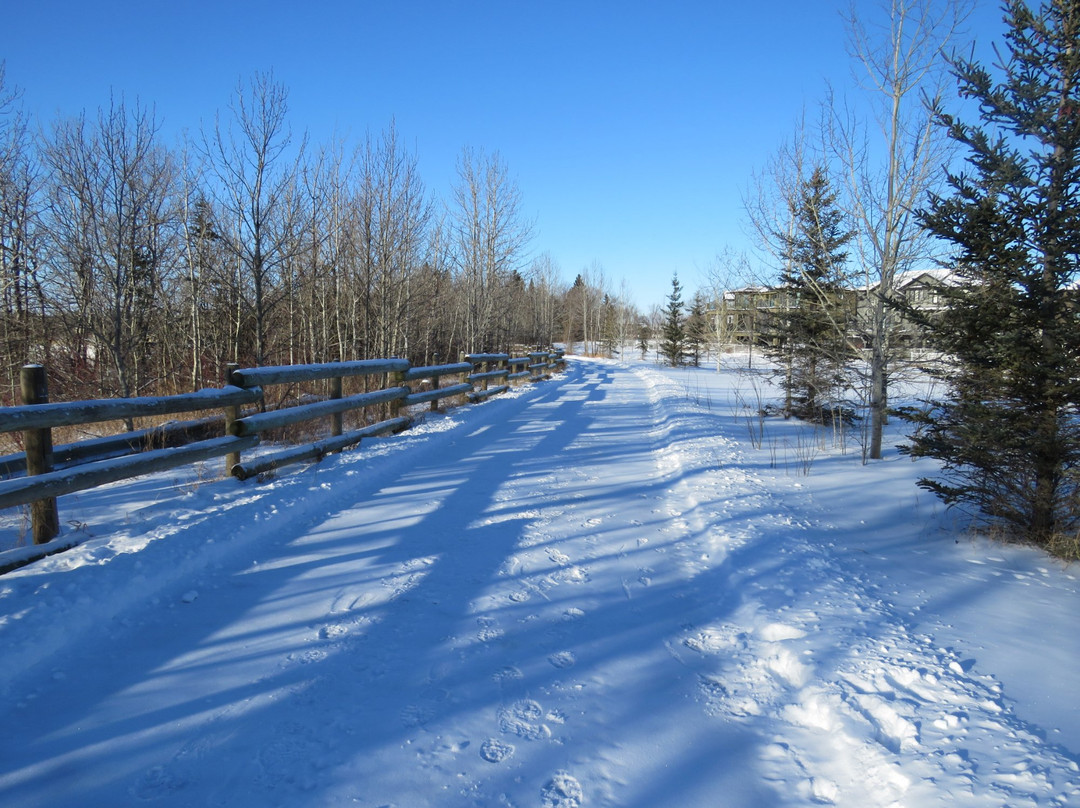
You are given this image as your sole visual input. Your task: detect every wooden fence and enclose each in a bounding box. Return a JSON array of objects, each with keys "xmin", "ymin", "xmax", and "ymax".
[{"xmin": 0, "ymin": 350, "xmax": 564, "ymax": 571}]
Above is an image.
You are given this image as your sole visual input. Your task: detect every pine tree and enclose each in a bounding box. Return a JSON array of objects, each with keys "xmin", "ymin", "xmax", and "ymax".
[
  {"xmin": 600, "ymin": 294, "xmax": 619, "ymax": 357},
  {"xmin": 685, "ymin": 292, "xmax": 707, "ymax": 368},
  {"xmin": 636, "ymin": 320, "xmax": 651, "ymax": 360},
  {"xmin": 901, "ymin": 0, "xmax": 1080, "ymax": 550},
  {"xmin": 766, "ymin": 166, "xmax": 855, "ymax": 419},
  {"xmin": 659, "ymin": 273, "xmax": 685, "ymax": 367}
]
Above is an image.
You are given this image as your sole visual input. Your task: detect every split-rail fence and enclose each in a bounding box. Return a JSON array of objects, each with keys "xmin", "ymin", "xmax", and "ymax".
[{"xmin": 0, "ymin": 351, "xmax": 564, "ymax": 573}]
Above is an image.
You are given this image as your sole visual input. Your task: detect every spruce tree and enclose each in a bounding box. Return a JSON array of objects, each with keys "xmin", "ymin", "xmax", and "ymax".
[
  {"xmin": 636, "ymin": 320, "xmax": 651, "ymax": 360},
  {"xmin": 600, "ymin": 294, "xmax": 619, "ymax": 357},
  {"xmin": 660, "ymin": 273, "xmax": 685, "ymax": 367},
  {"xmin": 766, "ymin": 166, "xmax": 855, "ymax": 419},
  {"xmin": 901, "ymin": 0, "xmax": 1080, "ymax": 550},
  {"xmin": 685, "ymin": 292, "xmax": 708, "ymax": 368}
]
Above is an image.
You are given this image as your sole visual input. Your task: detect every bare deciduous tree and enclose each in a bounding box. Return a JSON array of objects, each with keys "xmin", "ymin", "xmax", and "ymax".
[
  {"xmin": 0, "ymin": 63, "xmax": 46, "ymax": 400},
  {"xmin": 832, "ymin": 0, "xmax": 973, "ymax": 460},
  {"xmin": 450, "ymin": 147, "xmax": 533, "ymax": 352},
  {"xmin": 43, "ymin": 97, "xmax": 179, "ymax": 405},
  {"xmin": 703, "ymin": 247, "xmax": 755, "ymax": 370},
  {"xmin": 355, "ymin": 121, "xmax": 431, "ymax": 360},
  {"xmin": 202, "ymin": 71, "xmax": 305, "ymax": 366}
]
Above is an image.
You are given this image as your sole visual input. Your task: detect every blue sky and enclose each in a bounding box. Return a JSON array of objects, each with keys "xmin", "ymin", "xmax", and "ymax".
[{"xmin": 4, "ymin": 0, "xmax": 1005, "ymax": 309}]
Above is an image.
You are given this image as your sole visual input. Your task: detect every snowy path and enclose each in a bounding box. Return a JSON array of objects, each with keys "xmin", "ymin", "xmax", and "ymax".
[{"xmin": 0, "ymin": 358, "xmax": 1078, "ymax": 807}]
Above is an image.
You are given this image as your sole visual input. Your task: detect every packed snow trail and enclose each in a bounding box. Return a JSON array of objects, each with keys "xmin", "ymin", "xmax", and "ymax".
[{"xmin": 0, "ymin": 358, "xmax": 1077, "ymax": 807}]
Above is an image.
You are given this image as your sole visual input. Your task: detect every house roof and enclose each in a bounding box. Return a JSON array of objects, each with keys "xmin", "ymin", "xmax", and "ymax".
[
  {"xmin": 893, "ymin": 267, "xmax": 960, "ymax": 288},
  {"xmin": 857, "ymin": 267, "xmax": 961, "ymax": 292}
]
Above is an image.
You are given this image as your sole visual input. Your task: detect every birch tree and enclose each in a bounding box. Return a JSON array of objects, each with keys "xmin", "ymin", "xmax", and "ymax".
[
  {"xmin": 450, "ymin": 147, "xmax": 532, "ymax": 352},
  {"xmin": 833, "ymin": 0, "xmax": 973, "ymax": 459}
]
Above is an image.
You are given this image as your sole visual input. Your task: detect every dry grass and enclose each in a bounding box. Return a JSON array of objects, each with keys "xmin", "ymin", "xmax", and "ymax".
[{"xmin": 1047, "ymin": 532, "xmax": 1080, "ymax": 563}]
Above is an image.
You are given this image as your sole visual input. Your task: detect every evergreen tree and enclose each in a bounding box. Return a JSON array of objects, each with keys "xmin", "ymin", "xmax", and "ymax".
[
  {"xmin": 685, "ymin": 292, "xmax": 708, "ymax": 368},
  {"xmin": 659, "ymin": 273, "xmax": 685, "ymax": 367},
  {"xmin": 600, "ymin": 294, "xmax": 619, "ymax": 357},
  {"xmin": 901, "ymin": 0, "xmax": 1080, "ymax": 550},
  {"xmin": 766, "ymin": 166, "xmax": 855, "ymax": 418},
  {"xmin": 636, "ymin": 319, "xmax": 651, "ymax": 360}
]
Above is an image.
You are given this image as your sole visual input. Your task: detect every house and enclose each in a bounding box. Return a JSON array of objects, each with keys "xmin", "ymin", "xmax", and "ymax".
[
  {"xmin": 711, "ymin": 268, "xmax": 958, "ymax": 353},
  {"xmin": 715, "ymin": 285, "xmax": 789, "ymax": 346},
  {"xmin": 715, "ymin": 284, "xmax": 858, "ymax": 348},
  {"xmin": 858, "ymin": 268, "xmax": 959, "ymax": 351}
]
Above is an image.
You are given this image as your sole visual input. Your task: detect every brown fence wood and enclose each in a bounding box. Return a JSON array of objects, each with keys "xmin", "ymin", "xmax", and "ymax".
[
  {"xmin": 0, "ymin": 350, "xmax": 564, "ymax": 570},
  {"xmin": 20, "ymin": 365, "xmax": 59, "ymax": 543},
  {"xmin": 0, "ymin": 435, "xmax": 258, "ymax": 511}
]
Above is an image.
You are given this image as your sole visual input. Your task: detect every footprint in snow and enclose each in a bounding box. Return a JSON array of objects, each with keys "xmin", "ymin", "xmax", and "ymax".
[
  {"xmin": 318, "ymin": 623, "xmax": 351, "ymax": 641},
  {"xmin": 548, "ymin": 651, "xmax": 576, "ymax": 669},
  {"xmin": 477, "ymin": 615, "xmax": 504, "ymax": 642},
  {"xmin": 541, "ymin": 772, "xmax": 584, "ymax": 808},
  {"xmin": 547, "ymin": 548, "xmax": 571, "ymax": 564},
  {"xmin": 554, "ymin": 566, "xmax": 589, "ymax": 584},
  {"xmin": 480, "ymin": 738, "xmax": 515, "ymax": 763},
  {"xmin": 683, "ymin": 625, "xmax": 746, "ymax": 655},
  {"xmin": 283, "ymin": 647, "xmax": 328, "ymax": 666},
  {"xmin": 498, "ymin": 699, "xmax": 552, "ymax": 740},
  {"xmin": 493, "ymin": 665, "xmax": 524, "ymax": 682}
]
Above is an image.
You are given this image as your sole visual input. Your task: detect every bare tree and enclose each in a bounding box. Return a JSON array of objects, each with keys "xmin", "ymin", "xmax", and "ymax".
[
  {"xmin": 449, "ymin": 147, "xmax": 533, "ymax": 352},
  {"xmin": 744, "ymin": 117, "xmax": 823, "ymax": 390},
  {"xmin": 745, "ymin": 112, "xmax": 814, "ymax": 267},
  {"xmin": 202, "ymin": 71, "xmax": 305, "ymax": 366},
  {"xmin": 832, "ymin": 0, "xmax": 972, "ymax": 459},
  {"xmin": 527, "ymin": 252, "xmax": 562, "ymax": 348},
  {"xmin": 579, "ymin": 261, "xmax": 607, "ymax": 355},
  {"xmin": 42, "ymin": 97, "xmax": 180, "ymax": 403},
  {"xmin": 612, "ymin": 278, "xmax": 640, "ymax": 358},
  {"xmin": 0, "ymin": 63, "xmax": 47, "ymax": 399},
  {"xmin": 358, "ymin": 121, "xmax": 431, "ymax": 360},
  {"xmin": 703, "ymin": 247, "xmax": 755, "ymax": 370}
]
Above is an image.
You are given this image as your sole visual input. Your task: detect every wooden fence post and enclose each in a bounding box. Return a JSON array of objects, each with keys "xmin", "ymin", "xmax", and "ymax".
[
  {"xmin": 459, "ymin": 352, "xmax": 470, "ymax": 405},
  {"xmin": 21, "ymin": 364, "xmax": 60, "ymax": 544},
  {"xmin": 430, "ymin": 354, "xmax": 441, "ymax": 412},
  {"xmin": 389, "ymin": 369, "xmax": 406, "ymax": 419},
  {"xmin": 224, "ymin": 363, "xmax": 241, "ymax": 474},
  {"xmin": 330, "ymin": 376, "xmax": 343, "ymax": 437}
]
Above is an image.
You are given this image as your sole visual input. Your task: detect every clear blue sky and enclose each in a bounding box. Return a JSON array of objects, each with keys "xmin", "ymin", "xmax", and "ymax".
[{"xmin": 4, "ymin": 0, "xmax": 1005, "ymax": 309}]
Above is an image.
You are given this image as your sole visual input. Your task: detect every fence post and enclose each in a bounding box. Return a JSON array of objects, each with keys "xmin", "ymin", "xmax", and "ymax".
[
  {"xmin": 330, "ymin": 376, "xmax": 343, "ymax": 437},
  {"xmin": 389, "ymin": 368, "xmax": 406, "ymax": 419},
  {"xmin": 21, "ymin": 364, "xmax": 60, "ymax": 544},
  {"xmin": 224, "ymin": 363, "xmax": 241, "ymax": 474},
  {"xmin": 458, "ymin": 352, "xmax": 471, "ymax": 404},
  {"xmin": 430, "ymin": 353, "xmax": 441, "ymax": 412}
]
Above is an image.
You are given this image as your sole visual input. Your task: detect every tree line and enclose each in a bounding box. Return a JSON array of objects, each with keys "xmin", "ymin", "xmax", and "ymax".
[{"xmin": 0, "ymin": 68, "xmax": 636, "ymax": 406}]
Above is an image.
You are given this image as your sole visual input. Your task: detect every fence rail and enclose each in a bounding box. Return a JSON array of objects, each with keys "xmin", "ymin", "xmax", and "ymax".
[{"xmin": 0, "ymin": 350, "xmax": 564, "ymax": 571}]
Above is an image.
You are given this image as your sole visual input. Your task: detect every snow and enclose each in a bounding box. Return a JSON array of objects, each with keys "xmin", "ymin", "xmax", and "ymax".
[{"xmin": 0, "ymin": 354, "xmax": 1078, "ymax": 807}]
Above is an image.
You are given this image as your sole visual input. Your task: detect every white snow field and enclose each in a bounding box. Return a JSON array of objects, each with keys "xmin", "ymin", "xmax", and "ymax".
[{"xmin": 0, "ymin": 356, "xmax": 1078, "ymax": 807}]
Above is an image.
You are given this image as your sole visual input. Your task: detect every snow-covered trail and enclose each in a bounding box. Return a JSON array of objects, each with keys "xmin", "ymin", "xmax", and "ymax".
[{"xmin": 0, "ymin": 358, "xmax": 1077, "ymax": 807}]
